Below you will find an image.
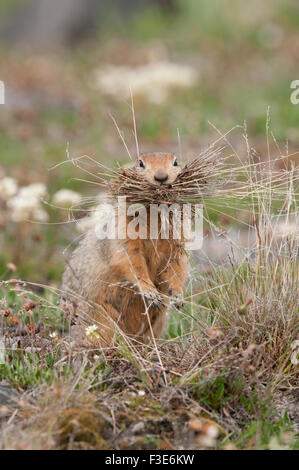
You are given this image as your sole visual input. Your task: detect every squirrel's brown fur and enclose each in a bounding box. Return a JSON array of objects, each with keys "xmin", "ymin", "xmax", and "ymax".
[{"xmin": 61, "ymin": 153, "xmax": 189, "ymax": 346}]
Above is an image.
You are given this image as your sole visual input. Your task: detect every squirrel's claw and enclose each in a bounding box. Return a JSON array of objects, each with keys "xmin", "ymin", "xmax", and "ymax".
[
  {"xmin": 168, "ymin": 288, "xmax": 184, "ymax": 307},
  {"xmin": 140, "ymin": 287, "xmax": 163, "ymax": 309}
]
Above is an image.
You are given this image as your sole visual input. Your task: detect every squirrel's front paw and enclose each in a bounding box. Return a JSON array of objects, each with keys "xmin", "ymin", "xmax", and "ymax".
[
  {"xmin": 168, "ymin": 287, "xmax": 184, "ymax": 307},
  {"xmin": 140, "ymin": 287, "xmax": 163, "ymax": 309}
]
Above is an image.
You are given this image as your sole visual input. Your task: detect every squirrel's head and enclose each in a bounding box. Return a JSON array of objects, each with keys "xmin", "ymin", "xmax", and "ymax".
[{"xmin": 134, "ymin": 152, "xmax": 181, "ymax": 185}]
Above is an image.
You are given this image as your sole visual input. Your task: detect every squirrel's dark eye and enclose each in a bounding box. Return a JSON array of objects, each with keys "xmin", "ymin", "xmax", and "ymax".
[
  {"xmin": 139, "ymin": 160, "xmax": 144, "ymax": 168},
  {"xmin": 173, "ymin": 159, "xmax": 178, "ymax": 167}
]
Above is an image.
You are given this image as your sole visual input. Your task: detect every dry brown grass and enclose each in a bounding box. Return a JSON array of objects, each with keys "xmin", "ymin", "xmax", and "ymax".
[{"xmin": 108, "ymin": 146, "xmax": 224, "ymax": 205}]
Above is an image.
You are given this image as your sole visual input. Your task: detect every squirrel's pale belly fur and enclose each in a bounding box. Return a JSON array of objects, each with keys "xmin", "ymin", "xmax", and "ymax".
[{"xmin": 61, "ymin": 153, "xmax": 189, "ymax": 346}]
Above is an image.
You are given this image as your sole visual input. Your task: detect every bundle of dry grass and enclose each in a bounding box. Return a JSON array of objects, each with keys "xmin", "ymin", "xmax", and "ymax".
[{"xmin": 107, "ymin": 147, "xmax": 224, "ymax": 205}]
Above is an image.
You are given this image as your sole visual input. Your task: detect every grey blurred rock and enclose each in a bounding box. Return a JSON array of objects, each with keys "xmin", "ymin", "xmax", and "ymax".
[
  {"xmin": 0, "ymin": 0, "xmax": 176, "ymax": 48},
  {"xmin": 0, "ymin": 383, "xmax": 19, "ymax": 407},
  {"xmin": 191, "ymin": 228, "xmax": 256, "ymax": 269}
]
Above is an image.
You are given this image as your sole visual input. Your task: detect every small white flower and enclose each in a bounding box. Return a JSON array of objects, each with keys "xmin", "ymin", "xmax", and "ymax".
[
  {"xmin": 7, "ymin": 195, "xmax": 48, "ymax": 223},
  {"xmin": 49, "ymin": 331, "xmax": 59, "ymax": 344},
  {"xmin": 205, "ymin": 424, "xmax": 219, "ymax": 438},
  {"xmin": 95, "ymin": 61, "xmax": 198, "ymax": 104},
  {"xmin": 8, "ymin": 195, "xmax": 40, "ymax": 222},
  {"xmin": 85, "ymin": 324, "xmax": 100, "ymax": 339},
  {"xmin": 138, "ymin": 390, "xmax": 145, "ymax": 397},
  {"xmin": 7, "ymin": 182, "xmax": 48, "ymax": 223},
  {"xmin": 53, "ymin": 189, "xmax": 82, "ymax": 208},
  {"xmin": 19, "ymin": 183, "xmax": 47, "ymax": 200},
  {"xmin": 32, "ymin": 208, "xmax": 49, "ymax": 223},
  {"xmin": 8, "ymin": 194, "xmax": 38, "ymax": 212},
  {"xmin": 0, "ymin": 177, "xmax": 18, "ymax": 200}
]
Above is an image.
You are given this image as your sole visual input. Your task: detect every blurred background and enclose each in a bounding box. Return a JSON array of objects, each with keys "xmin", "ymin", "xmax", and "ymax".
[{"xmin": 0, "ymin": 0, "xmax": 298, "ymax": 284}]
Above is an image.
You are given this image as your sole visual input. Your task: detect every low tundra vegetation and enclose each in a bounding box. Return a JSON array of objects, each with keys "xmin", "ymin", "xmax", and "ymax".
[
  {"xmin": 1, "ymin": 0, "xmax": 299, "ymax": 451},
  {"xmin": 0, "ymin": 148, "xmax": 298, "ymax": 449}
]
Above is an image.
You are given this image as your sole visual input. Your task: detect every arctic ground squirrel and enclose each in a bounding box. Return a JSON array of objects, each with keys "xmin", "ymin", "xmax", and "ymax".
[{"xmin": 61, "ymin": 152, "xmax": 189, "ymax": 346}]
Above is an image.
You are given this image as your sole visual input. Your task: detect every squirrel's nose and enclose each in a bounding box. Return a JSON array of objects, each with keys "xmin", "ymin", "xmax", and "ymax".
[{"xmin": 154, "ymin": 171, "xmax": 168, "ymax": 183}]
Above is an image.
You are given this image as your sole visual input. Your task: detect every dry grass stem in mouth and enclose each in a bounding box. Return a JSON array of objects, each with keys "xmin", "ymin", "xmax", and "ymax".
[
  {"xmin": 107, "ymin": 147, "xmax": 225, "ymax": 205},
  {"xmin": 105, "ymin": 148, "xmax": 299, "ymax": 207}
]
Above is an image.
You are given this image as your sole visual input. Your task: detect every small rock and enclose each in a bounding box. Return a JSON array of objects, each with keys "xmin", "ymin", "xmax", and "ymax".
[
  {"xmin": 131, "ymin": 422, "xmax": 145, "ymax": 434},
  {"xmin": 0, "ymin": 405, "xmax": 9, "ymax": 417},
  {"xmin": 0, "ymin": 383, "xmax": 19, "ymax": 406},
  {"xmin": 189, "ymin": 418, "xmax": 203, "ymax": 432}
]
